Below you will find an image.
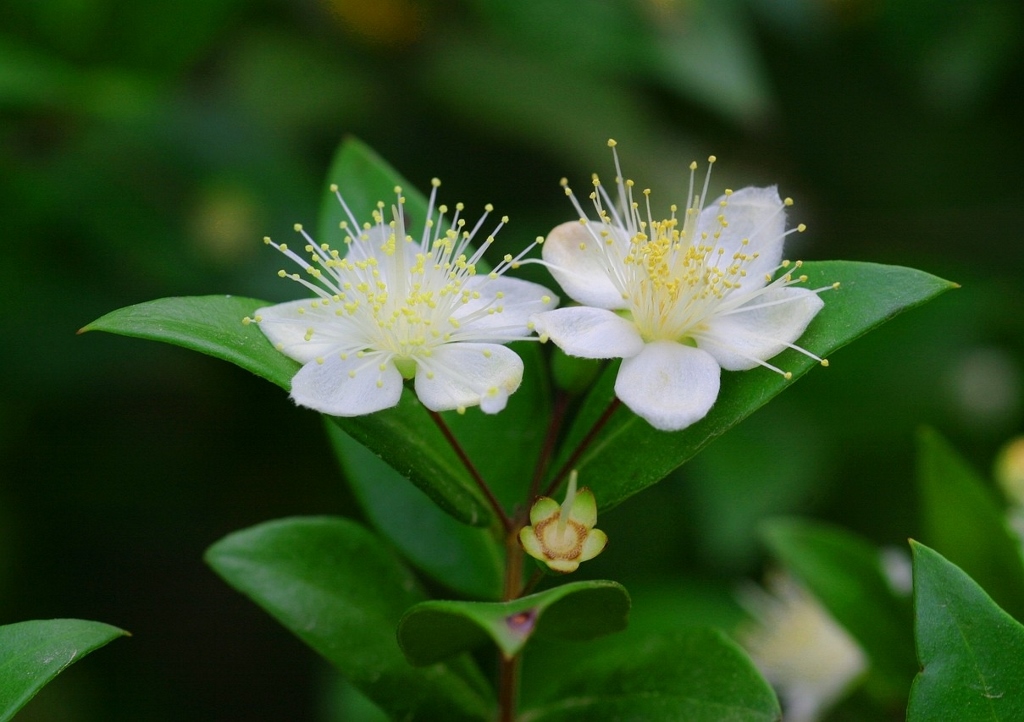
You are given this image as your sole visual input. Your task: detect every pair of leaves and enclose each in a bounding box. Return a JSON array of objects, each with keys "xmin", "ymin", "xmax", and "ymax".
[
  {"xmin": 206, "ymin": 516, "xmax": 774, "ymax": 721},
  {"xmin": 0, "ymin": 619, "xmax": 127, "ymax": 720},
  {"xmin": 398, "ymin": 581, "xmax": 629, "ymax": 664}
]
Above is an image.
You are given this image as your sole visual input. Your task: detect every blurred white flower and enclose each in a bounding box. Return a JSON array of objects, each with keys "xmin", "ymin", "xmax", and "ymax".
[
  {"xmin": 739, "ymin": 574, "xmax": 867, "ymax": 722},
  {"xmin": 247, "ymin": 181, "xmax": 557, "ymax": 416},
  {"xmin": 529, "ymin": 140, "xmax": 833, "ymax": 431}
]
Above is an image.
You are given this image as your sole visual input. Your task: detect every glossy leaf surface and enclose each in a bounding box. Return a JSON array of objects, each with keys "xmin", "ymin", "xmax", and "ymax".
[
  {"xmin": 205, "ymin": 516, "xmax": 493, "ymax": 721},
  {"xmin": 520, "ymin": 627, "xmax": 780, "ymax": 722},
  {"xmin": 82, "ymin": 295, "xmax": 491, "ymax": 526},
  {"xmin": 398, "ymin": 580, "xmax": 629, "ymax": 665},
  {"xmin": 907, "ymin": 541, "xmax": 1024, "ymax": 721},
  {"xmin": 0, "ymin": 619, "xmax": 127, "ymax": 721}
]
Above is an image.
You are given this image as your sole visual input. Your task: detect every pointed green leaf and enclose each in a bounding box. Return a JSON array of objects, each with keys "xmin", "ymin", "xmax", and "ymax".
[
  {"xmin": 81, "ymin": 295, "xmax": 491, "ymax": 526},
  {"xmin": 325, "ymin": 420, "xmax": 504, "ymax": 600},
  {"xmin": 553, "ymin": 261, "xmax": 956, "ymax": 508},
  {"xmin": 760, "ymin": 518, "xmax": 915, "ymax": 699},
  {"xmin": 917, "ymin": 427, "xmax": 1024, "ymax": 620},
  {"xmin": 80, "ymin": 294, "xmax": 299, "ymax": 388},
  {"xmin": 398, "ymin": 580, "xmax": 629, "ymax": 665},
  {"xmin": 520, "ymin": 627, "xmax": 780, "ymax": 722},
  {"xmin": 0, "ymin": 619, "xmax": 128, "ymax": 721},
  {"xmin": 907, "ymin": 541, "xmax": 1024, "ymax": 721},
  {"xmin": 205, "ymin": 517, "xmax": 493, "ymax": 721}
]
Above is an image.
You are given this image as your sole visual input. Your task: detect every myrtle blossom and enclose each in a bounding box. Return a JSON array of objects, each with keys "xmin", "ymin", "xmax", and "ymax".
[
  {"xmin": 245, "ymin": 181, "xmax": 557, "ymax": 417},
  {"xmin": 529, "ymin": 141, "xmax": 835, "ymax": 431}
]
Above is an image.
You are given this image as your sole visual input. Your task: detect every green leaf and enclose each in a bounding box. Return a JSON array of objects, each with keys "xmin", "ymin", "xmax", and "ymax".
[
  {"xmin": 554, "ymin": 261, "xmax": 957, "ymax": 509},
  {"xmin": 917, "ymin": 427, "xmax": 1024, "ymax": 621},
  {"xmin": 80, "ymin": 294, "xmax": 299, "ymax": 389},
  {"xmin": 907, "ymin": 541, "xmax": 1024, "ymax": 721},
  {"xmin": 760, "ymin": 518, "xmax": 915, "ymax": 699},
  {"xmin": 316, "ymin": 136, "xmax": 429, "ymax": 244},
  {"xmin": 0, "ymin": 619, "xmax": 128, "ymax": 721},
  {"xmin": 397, "ymin": 581, "xmax": 629, "ymax": 665},
  {"xmin": 520, "ymin": 627, "xmax": 780, "ymax": 722},
  {"xmin": 325, "ymin": 420, "xmax": 504, "ymax": 600},
  {"xmin": 81, "ymin": 295, "xmax": 492, "ymax": 526},
  {"xmin": 205, "ymin": 516, "xmax": 493, "ymax": 721}
]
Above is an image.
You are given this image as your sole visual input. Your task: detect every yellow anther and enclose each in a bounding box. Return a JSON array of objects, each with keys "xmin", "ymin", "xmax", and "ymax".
[
  {"xmin": 783, "ymin": 371, "xmax": 793, "ymax": 380},
  {"xmin": 797, "ymin": 223, "xmax": 807, "ymax": 232},
  {"xmin": 431, "ymin": 177, "xmax": 441, "ymax": 187},
  {"xmin": 689, "ymin": 161, "xmax": 697, "ymax": 171},
  {"xmin": 708, "ymin": 155, "xmax": 717, "ymax": 163},
  {"xmin": 263, "ymin": 236, "xmax": 271, "ymax": 244},
  {"xmin": 821, "ymin": 359, "xmax": 830, "ymax": 367},
  {"xmin": 242, "ymin": 317, "xmax": 252, "ymax": 325},
  {"xmin": 607, "ymin": 138, "xmax": 617, "ymax": 147},
  {"xmin": 784, "ymin": 197, "xmax": 794, "ymax": 206},
  {"xmin": 293, "ymin": 223, "xmax": 303, "ymax": 232}
]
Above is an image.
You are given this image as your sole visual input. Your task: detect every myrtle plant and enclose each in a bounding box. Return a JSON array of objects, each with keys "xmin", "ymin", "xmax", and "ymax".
[{"xmin": 59, "ymin": 136, "xmax": 984, "ymax": 722}]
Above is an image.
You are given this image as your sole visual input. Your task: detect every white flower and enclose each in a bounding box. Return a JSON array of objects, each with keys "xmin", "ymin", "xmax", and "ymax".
[
  {"xmin": 529, "ymin": 141, "xmax": 834, "ymax": 432},
  {"xmin": 245, "ymin": 181, "xmax": 558, "ymax": 417},
  {"xmin": 739, "ymin": 575, "xmax": 867, "ymax": 722}
]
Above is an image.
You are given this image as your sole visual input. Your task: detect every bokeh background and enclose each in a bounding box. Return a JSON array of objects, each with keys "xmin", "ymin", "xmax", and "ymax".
[{"xmin": 2, "ymin": 0, "xmax": 1023, "ymax": 719}]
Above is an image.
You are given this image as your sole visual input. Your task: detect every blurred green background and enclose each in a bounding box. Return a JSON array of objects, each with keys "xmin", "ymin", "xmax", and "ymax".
[{"xmin": 2, "ymin": 0, "xmax": 1022, "ymax": 719}]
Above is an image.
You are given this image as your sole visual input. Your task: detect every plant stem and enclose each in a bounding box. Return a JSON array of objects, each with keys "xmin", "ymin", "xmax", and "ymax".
[
  {"xmin": 428, "ymin": 410, "xmax": 513, "ymax": 533},
  {"xmin": 497, "ymin": 653, "xmax": 521, "ymax": 722},
  {"xmin": 541, "ymin": 397, "xmax": 622, "ymax": 499},
  {"xmin": 527, "ymin": 390, "xmax": 569, "ymax": 504},
  {"xmin": 498, "ymin": 530, "xmax": 525, "ymax": 721}
]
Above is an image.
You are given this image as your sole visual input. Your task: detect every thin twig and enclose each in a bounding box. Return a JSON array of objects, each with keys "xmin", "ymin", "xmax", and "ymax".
[
  {"xmin": 527, "ymin": 390, "xmax": 570, "ymax": 504},
  {"xmin": 542, "ymin": 397, "xmax": 622, "ymax": 499},
  {"xmin": 428, "ymin": 410, "xmax": 513, "ymax": 533}
]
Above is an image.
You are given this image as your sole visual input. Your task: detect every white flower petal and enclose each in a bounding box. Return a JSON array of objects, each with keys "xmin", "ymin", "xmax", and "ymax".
[
  {"xmin": 290, "ymin": 352, "xmax": 403, "ymax": 416},
  {"xmin": 614, "ymin": 341, "xmax": 721, "ymax": 431},
  {"xmin": 256, "ymin": 299, "xmax": 363, "ymax": 364},
  {"xmin": 531, "ymin": 307, "xmax": 644, "ymax": 359},
  {"xmin": 456, "ymin": 276, "xmax": 559, "ymax": 338},
  {"xmin": 696, "ymin": 286, "xmax": 824, "ymax": 371},
  {"xmin": 698, "ymin": 186, "xmax": 786, "ymax": 286},
  {"xmin": 414, "ymin": 343, "xmax": 523, "ymax": 414},
  {"xmin": 541, "ymin": 221, "xmax": 628, "ymax": 310}
]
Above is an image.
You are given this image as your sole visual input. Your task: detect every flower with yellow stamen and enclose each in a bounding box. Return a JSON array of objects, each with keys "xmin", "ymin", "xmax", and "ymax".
[
  {"xmin": 247, "ymin": 181, "xmax": 558, "ymax": 417},
  {"xmin": 529, "ymin": 141, "xmax": 834, "ymax": 431}
]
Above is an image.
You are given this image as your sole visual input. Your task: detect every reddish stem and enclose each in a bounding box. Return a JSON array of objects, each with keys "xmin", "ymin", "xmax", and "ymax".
[
  {"xmin": 428, "ymin": 410, "xmax": 513, "ymax": 533},
  {"xmin": 542, "ymin": 397, "xmax": 622, "ymax": 499}
]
